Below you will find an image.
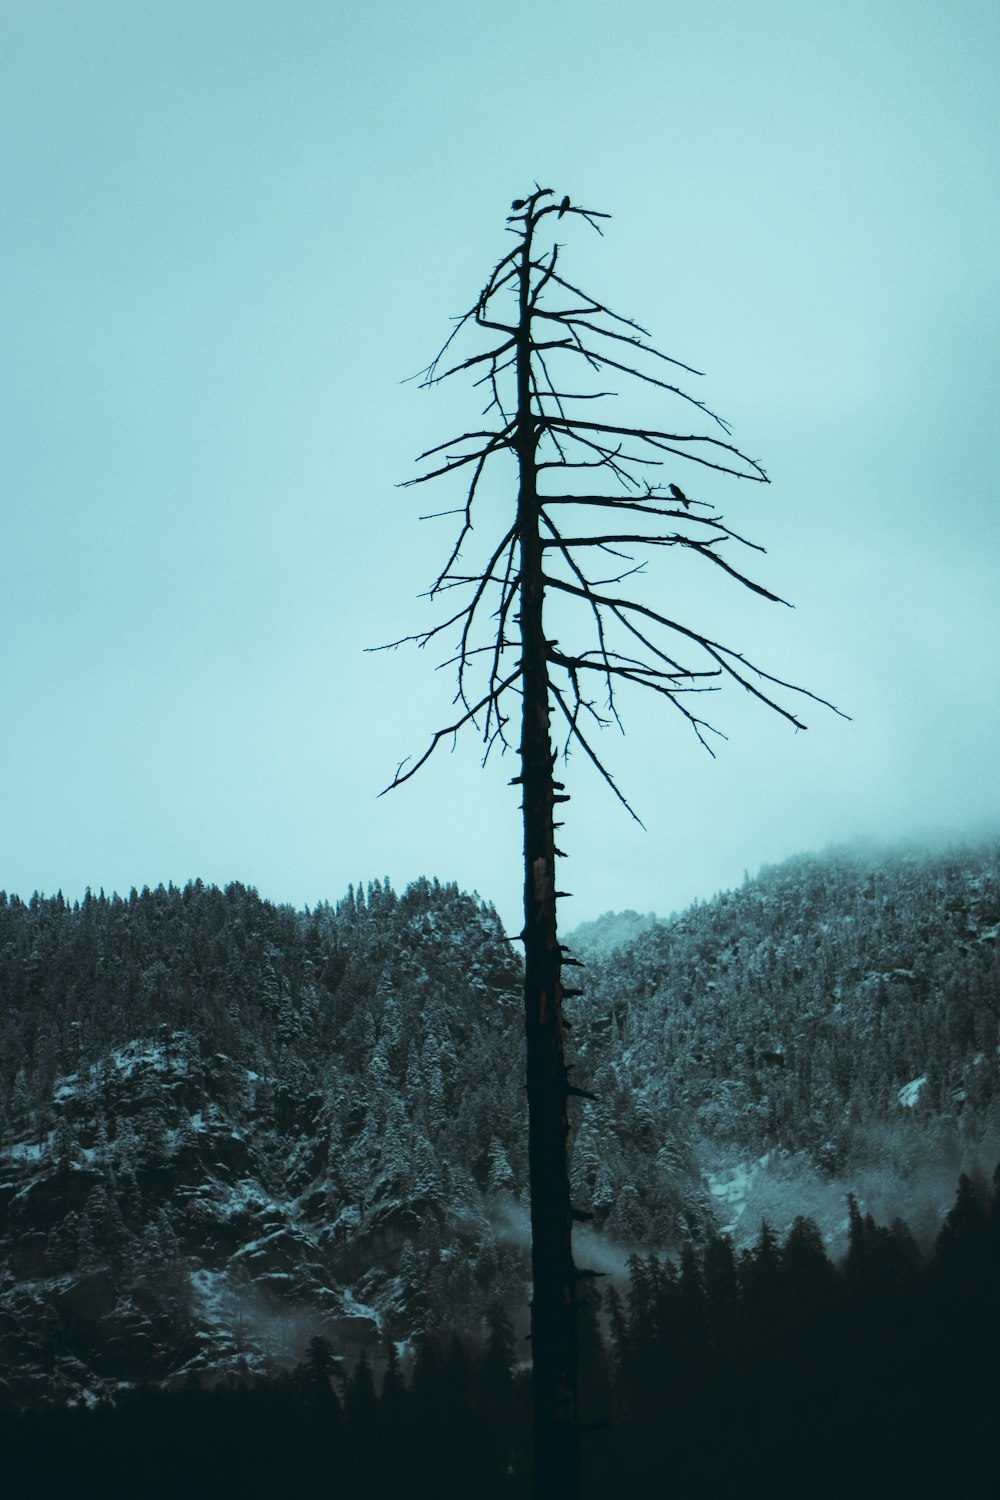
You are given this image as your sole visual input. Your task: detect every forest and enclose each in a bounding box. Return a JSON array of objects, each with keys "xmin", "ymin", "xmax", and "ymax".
[
  {"xmin": 2, "ymin": 1167, "xmax": 998, "ymax": 1497},
  {"xmin": 0, "ymin": 838, "xmax": 998, "ymax": 1492}
]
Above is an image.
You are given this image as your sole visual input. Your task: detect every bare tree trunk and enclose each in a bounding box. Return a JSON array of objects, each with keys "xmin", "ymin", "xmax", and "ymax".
[
  {"xmin": 379, "ymin": 181, "xmax": 845, "ymax": 1500},
  {"xmin": 515, "ymin": 216, "xmax": 581, "ymax": 1500}
]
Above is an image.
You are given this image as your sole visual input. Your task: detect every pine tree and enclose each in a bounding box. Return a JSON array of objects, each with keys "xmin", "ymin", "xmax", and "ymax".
[
  {"xmin": 380, "ymin": 1337, "xmax": 406, "ymax": 1429},
  {"xmin": 302, "ymin": 1334, "xmax": 339, "ymax": 1406},
  {"xmin": 342, "ymin": 1349, "xmax": 379, "ymax": 1453}
]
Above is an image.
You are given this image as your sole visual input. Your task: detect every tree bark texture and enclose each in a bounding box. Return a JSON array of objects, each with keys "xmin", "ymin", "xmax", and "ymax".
[{"xmin": 515, "ymin": 216, "xmax": 581, "ymax": 1500}]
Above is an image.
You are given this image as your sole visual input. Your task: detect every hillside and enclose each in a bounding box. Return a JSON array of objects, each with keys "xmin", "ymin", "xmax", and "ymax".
[
  {"xmin": 567, "ymin": 838, "xmax": 1000, "ymax": 1245},
  {"xmin": 1, "ymin": 838, "xmax": 998, "ymax": 1403},
  {"xmin": 0, "ymin": 878, "xmax": 535, "ymax": 1403}
]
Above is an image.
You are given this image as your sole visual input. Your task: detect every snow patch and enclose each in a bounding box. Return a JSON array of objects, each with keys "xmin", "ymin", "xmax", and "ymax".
[
  {"xmin": 898, "ymin": 1076, "xmax": 928, "ymax": 1108},
  {"xmin": 704, "ymin": 1154, "xmax": 772, "ymax": 1235},
  {"xmin": 102, "ymin": 1041, "xmax": 189, "ymax": 1080},
  {"xmin": 341, "ymin": 1285, "xmax": 382, "ymax": 1328}
]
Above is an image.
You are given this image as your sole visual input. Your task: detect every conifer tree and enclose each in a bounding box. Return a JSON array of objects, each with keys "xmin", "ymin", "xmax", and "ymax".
[
  {"xmin": 303, "ymin": 1335, "xmax": 339, "ymax": 1405},
  {"xmin": 378, "ymin": 185, "xmax": 842, "ymax": 1500}
]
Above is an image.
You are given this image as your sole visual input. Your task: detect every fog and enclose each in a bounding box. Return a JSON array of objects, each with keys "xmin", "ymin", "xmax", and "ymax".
[{"xmin": 1, "ymin": 4, "xmax": 997, "ymax": 935}]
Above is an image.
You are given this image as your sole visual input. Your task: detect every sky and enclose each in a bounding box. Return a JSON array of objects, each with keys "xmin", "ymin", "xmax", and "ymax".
[{"xmin": 1, "ymin": 0, "xmax": 998, "ymax": 935}]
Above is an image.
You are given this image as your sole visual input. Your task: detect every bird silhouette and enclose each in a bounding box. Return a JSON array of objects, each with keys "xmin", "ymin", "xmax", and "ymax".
[
  {"xmin": 511, "ymin": 198, "xmax": 527, "ymax": 210},
  {"xmin": 668, "ymin": 483, "xmax": 691, "ymax": 508},
  {"xmin": 557, "ymin": 195, "xmax": 570, "ymax": 217}
]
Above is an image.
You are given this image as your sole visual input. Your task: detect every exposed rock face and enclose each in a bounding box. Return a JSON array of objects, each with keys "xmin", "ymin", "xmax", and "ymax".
[{"xmin": 0, "ymin": 1038, "xmax": 518, "ymax": 1403}]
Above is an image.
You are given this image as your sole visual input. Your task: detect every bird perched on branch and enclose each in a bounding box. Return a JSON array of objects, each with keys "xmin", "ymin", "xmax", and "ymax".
[
  {"xmin": 511, "ymin": 198, "xmax": 526, "ymax": 210},
  {"xmin": 668, "ymin": 483, "xmax": 691, "ymax": 508},
  {"xmin": 557, "ymin": 195, "xmax": 570, "ymax": 217}
]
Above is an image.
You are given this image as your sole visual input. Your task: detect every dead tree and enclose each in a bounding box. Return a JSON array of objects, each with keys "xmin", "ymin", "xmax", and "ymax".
[{"xmin": 375, "ymin": 186, "xmax": 844, "ymax": 1500}]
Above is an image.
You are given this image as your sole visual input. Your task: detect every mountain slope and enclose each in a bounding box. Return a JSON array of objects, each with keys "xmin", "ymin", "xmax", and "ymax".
[
  {"xmin": 0, "ymin": 878, "xmax": 533, "ymax": 1402},
  {"xmin": 567, "ymin": 838, "xmax": 1000, "ymax": 1243},
  {"xmin": 1, "ymin": 839, "xmax": 998, "ymax": 1403}
]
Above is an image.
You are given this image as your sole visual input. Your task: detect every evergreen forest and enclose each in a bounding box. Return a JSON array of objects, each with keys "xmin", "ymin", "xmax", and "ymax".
[
  {"xmin": 1, "ymin": 837, "xmax": 999, "ymax": 1493},
  {"xmin": 3, "ymin": 1172, "xmax": 998, "ymax": 1498}
]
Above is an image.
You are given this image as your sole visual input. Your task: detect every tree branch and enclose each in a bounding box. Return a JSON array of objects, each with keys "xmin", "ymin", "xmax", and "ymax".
[{"xmin": 379, "ymin": 669, "xmax": 523, "ymax": 794}]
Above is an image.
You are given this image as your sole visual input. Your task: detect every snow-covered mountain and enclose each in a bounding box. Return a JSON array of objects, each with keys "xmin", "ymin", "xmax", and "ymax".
[
  {"xmin": 1, "ymin": 840, "xmax": 998, "ymax": 1404},
  {"xmin": 567, "ymin": 839, "xmax": 1000, "ymax": 1247}
]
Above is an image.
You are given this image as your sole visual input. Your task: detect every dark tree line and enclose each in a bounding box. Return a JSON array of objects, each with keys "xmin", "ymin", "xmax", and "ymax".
[
  {"xmin": 3, "ymin": 1167, "xmax": 998, "ymax": 1498},
  {"xmin": 595, "ymin": 1171, "xmax": 1000, "ymax": 1498}
]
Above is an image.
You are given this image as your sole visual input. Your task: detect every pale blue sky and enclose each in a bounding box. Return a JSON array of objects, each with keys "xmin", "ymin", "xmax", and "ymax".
[{"xmin": 2, "ymin": 1, "xmax": 998, "ymax": 931}]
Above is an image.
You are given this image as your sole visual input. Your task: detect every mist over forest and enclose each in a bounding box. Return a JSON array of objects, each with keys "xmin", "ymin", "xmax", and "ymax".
[
  {"xmin": 1, "ymin": 834, "xmax": 998, "ymax": 1493},
  {"xmin": 2, "ymin": 834, "xmax": 997, "ymax": 1392}
]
